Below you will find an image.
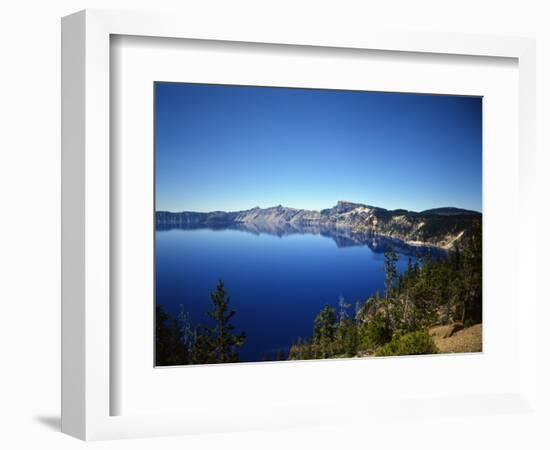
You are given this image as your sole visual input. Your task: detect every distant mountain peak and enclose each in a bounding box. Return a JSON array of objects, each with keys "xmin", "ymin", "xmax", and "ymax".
[
  {"xmin": 336, "ymin": 200, "xmax": 362, "ymax": 206},
  {"xmin": 336, "ymin": 200, "xmax": 366, "ymax": 207},
  {"xmin": 331, "ymin": 200, "xmax": 365, "ymax": 214}
]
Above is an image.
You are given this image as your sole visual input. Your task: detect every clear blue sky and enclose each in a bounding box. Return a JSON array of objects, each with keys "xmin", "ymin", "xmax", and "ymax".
[{"xmin": 155, "ymin": 83, "xmax": 482, "ymax": 213}]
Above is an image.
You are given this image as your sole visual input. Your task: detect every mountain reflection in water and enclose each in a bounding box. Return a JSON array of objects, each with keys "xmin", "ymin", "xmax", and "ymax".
[{"xmin": 156, "ymin": 221, "xmax": 446, "ymax": 259}]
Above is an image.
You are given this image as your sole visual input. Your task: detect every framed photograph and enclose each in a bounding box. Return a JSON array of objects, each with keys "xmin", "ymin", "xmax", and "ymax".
[
  {"xmin": 62, "ymin": 9, "xmax": 537, "ymax": 440},
  {"xmin": 153, "ymin": 82, "xmax": 483, "ymax": 367}
]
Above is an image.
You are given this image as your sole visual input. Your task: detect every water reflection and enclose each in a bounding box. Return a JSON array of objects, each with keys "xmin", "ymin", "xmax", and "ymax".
[{"xmin": 156, "ymin": 221, "xmax": 445, "ymax": 258}]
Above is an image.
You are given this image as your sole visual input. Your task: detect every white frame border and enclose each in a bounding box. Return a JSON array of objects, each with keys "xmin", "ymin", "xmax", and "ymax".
[{"xmin": 61, "ymin": 9, "xmax": 537, "ymax": 441}]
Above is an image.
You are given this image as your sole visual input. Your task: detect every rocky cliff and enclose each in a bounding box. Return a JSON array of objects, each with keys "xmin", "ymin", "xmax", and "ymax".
[{"xmin": 156, "ymin": 201, "xmax": 481, "ymax": 249}]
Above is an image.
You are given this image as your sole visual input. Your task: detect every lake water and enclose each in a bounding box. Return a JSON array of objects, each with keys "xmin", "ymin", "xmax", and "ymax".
[{"xmin": 155, "ymin": 225, "xmax": 442, "ymax": 362}]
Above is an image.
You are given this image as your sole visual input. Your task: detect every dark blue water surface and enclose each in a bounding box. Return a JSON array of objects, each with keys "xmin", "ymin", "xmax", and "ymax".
[{"xmin": 156, "ymin": 226, "xmax": 441, "ymax": 362}]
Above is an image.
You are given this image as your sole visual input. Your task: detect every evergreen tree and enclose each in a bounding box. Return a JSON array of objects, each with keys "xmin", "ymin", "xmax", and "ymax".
[
  {"xmin": 384, "ymin": 248, "xmax": 399, "ymax": 297},
  {"xmin": 205, "ymin": 280, "xmax": 246, "ymax": 363},
  {"xmin": 288, "ymin": 337, "xmax": 314, "ymax": 360},
  {"xmin": 383, "ymin": 248, "xmax": 399, "ymax": 335},
  {"xmin": 155, "ymin": 305, "xmax": 190, "ymax": 366},
  {"xmin": 445, "ymin": 245, "xmax": 462, "ymax": 323},
  {"xmin": 339, "ymin": 318, "xmax": 359, "ymax": 356},
  {"xmin": 191, "ymin": 324, "xmax": 214, "ymax": 364},
  {"xmin": 313, "ymin": 304, "xmax": 337, "ymax": 358},
  {"xmin": 334, "ymin": 296, "xmax": 358, "ymax": 356},
  {"xmin": 461, "ymin": 223, "xmax": 482, "ymax": 324}
]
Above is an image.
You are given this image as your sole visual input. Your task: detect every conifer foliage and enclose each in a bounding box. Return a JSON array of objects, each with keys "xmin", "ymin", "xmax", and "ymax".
[
  {"xmin": 289, "ymin": 225, "xmax": 482, "ymax": 360},
  {"xmin": 203, "ymin": 280, "xmax": 246, "ymax": 364},
  {"xmin": 155, "ymin": 280, "xmax": 246, "ymax": 366}
]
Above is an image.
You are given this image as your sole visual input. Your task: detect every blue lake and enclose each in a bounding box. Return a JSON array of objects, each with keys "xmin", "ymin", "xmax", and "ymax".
[{"xmin": 155, "ymin": 226, "xmax": 442, "ymax": 362}]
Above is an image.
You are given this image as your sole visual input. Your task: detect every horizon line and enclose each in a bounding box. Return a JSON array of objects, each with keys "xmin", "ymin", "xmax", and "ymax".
[{"xmin": 155, "ymin": 201, "xmax": 482, "ymax": 215}]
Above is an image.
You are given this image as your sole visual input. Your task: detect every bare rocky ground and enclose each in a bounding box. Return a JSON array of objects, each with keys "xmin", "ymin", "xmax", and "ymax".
[{"xmin": 429, "ymin": 323, "xmax": 483, "ymax": 354}]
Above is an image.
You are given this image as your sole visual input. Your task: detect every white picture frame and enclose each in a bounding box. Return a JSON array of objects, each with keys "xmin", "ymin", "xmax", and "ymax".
[{"xmin": 61, "ymin": 9, "xmax": 537, "ymax": 441}]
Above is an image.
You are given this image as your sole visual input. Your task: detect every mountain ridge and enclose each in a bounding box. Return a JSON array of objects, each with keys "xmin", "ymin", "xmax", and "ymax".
[{"xmin": 156, "ymin": 201, "xmax": 481, "ymax": 249}]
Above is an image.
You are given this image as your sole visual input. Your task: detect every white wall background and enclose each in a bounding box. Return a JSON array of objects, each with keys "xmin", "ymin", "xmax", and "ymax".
[{"xmin": 0, "ymin": 1, "xmax": 548, "ymax": 449}]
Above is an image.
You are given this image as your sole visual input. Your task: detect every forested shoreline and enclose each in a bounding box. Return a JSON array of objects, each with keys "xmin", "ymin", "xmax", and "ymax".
[
  {"xmin": 156, "ymin": 221, "xmax": 481, "ymax": 365},
  {"xmin": 288, "ymin": 221, "xmax": 482, "ymax": 359}
]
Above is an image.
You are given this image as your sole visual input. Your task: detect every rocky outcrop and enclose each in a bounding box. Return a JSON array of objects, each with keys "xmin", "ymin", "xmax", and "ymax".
[{"xmin": 156, "ymin": 201, "xmax": 481, "ymax": 249}]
